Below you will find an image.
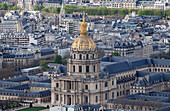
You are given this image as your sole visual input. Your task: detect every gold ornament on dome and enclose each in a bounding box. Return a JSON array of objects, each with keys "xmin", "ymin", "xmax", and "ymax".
[{"xmin": 71, "ymin": 11, "xmax": 96, "ymax": 52}]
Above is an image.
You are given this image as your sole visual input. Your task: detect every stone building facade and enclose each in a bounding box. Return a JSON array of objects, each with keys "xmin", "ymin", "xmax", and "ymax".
[
  {"xmin": 51, "ymin": 12, "xmax": 170, "ymax": 106},
  {"xmin": 51, "ymin": 12, "xmax": 118, "ymax": 105}
]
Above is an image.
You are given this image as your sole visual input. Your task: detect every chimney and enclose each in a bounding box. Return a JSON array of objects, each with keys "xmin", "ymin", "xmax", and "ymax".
[{"xmin": 131, "ymin": 33, "xmax": 134, "ymax": 38}]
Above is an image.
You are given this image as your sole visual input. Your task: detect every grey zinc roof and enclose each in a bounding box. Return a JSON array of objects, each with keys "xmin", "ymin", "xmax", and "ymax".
[
  {"xmin": 4, "ymin": 76, "xmax": 29, "ymax": 82},
  {"xmin": 132, "ymin": 71, "xmax": 170, "ymax": 87},
  {"xmin": 101, "ymin": 56, "xmax": 142, "ymax": 63},
  {"xmin": 3, "ymin": 75, "xmax": 49, "ymax": 82},
  {"xmin": 0, "ymin": 81, "xmax": 20, "ymax": 88},
  {"xmin": 28, "ymin": 82, "xmax": 51, "ymax": 88},
  {"xmin": 152, "ymin": 59, "xmax": 170, "ymax": 66},
  {"xmin": 0, "ymin": 89, "xmax": 51, "ymax": 97},
  {"xmin": 103, "ymin": 61, "xmax": 134, "ymax": 75}
]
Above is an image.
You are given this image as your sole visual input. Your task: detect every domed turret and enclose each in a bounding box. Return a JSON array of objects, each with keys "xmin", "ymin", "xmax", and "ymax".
[{"xmin": 71, "ymin": 11, "xmax": 96, "ymax": 52}]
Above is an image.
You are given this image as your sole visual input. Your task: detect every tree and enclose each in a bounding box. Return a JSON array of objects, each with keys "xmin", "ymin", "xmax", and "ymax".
[
  {"xmin": 1, "ymin": 3, "xmax": 8, "ymax": 10},
  {"xmin": 62, "ymin": 55, "xmax": 69, "ymax": 65},
  {"xmin": 54, "ymin": 55, "xmax": 62, "ymax": 64},
  {"xmin": 41, "ymin": 8, "xmax": 50, "ymax": 12},
  {"xmin": 10, "ymin": 5, "xmax": 21, "ymax": 10},
  {"xmin": 112, "ymin": 52, "xmax": 120, "ymax": 56},
  {"xmin": 33, "ymin": 5, "xmax": 39, "ymax": 11},
  {"xmin": 119, "ymin": 9, "xmax": 127, "ymax": 15},
  {"xmin": 40, "ymin": 61, "xmax": 48, "ymax": 68},
  {"xmin": 54, "ymin": 7, "xmax": 60, "ymax": 14}
]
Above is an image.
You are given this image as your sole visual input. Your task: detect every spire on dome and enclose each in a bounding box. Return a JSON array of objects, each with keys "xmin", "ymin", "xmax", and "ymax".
[
  {"xmin": 83, "ymin": 11, "xmax": 85, "ymax": 23},
  {"xmin": 80, "ymin": 11, "xmax": 88, "ymax": 36}
]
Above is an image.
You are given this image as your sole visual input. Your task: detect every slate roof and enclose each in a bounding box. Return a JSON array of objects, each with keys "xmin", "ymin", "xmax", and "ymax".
[
  {"xmin": 132, "ymin": 71, "xmax": 170, "ymax": 87},
  {"xmin": 101, "ymin": 56, "xmax": 170, "ymax": 75},
  {"xmin": 3, "ymin": 75, "xmax": 49, "ymax": 82},
  {"xmin": 103, "ymin": 61, "xmax": 134, "ymax": 75},
  {"xmin": 28, "ymin": 82, "xmax": 51, "ymax": 88},
  {"xmin": 101, "ymin": 56, "xmax": 142, "ymax": 63},
  {"xmin": 0, "ymin": 89, "xmax": 51, "ymax": 97},
  {"xmin": 0, "ymin": 81, "xmax": 20, "ymax": 88}
]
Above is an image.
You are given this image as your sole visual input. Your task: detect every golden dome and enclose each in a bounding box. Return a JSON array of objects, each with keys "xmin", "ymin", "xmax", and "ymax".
[{"xmin": 71, "ymin": 12, "xmax": 96, "ymax": 52}]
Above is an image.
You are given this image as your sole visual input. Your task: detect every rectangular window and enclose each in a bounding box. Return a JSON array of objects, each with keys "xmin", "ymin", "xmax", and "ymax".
[
  {"xmin": 74, "ymin": 54, "xmax": 76, "ymax": 59},
  {"xmin": 112, "ymin": 92, "xmax": 114, "ymax": 98},
  {"xmin": 105, "ymin": 82, "xmax": 108, "ymax": 87},
  {"xmin": 86, "ymin": 66, "xmax": 89, "ymax": 73},
  {"xmin": 105, "ymin": 93, "xmax": 107, "ymax": 100},
  {"xmin": 73, "ymin": 65, "xmax": 75, "ymax": 72},
  {"xmin": 85, "ymin": 85, "xmax": 88, "ymax": 90},
  {"xmin": 85, "ymin": 96, "xmax": 88, "ymax": 103},
  {"xmin": 56, "ymin": 94, "xmax": 59, "ymax": 101},
  {"xmin": 56, "ymin": 83, "xmax": 59, "ymax": 87},
  {"xmin": 94, "ymin": 65, "xmax": 95, "ymax": 72},
  {"xmin": 79, "ymin": 66, "xmax": 82, "ymax": 72},
  {"xmin": 112, "ymin": 81, "xmax": 114, "ymax": 85},
  {"xmin": 96, "ymin": 96, "xmax": 98, "ymax": 103},
  {"xmin": 96, "ymin": 84, "xmax": 98, "ymax": 89}
]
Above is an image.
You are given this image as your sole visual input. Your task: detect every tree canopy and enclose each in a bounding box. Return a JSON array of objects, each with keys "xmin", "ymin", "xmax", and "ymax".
[
  {"xmin": 0, "ymin": 3, "xmax": 21, "ymax": 10},
  {"xmin": 54, "ymin": 55, "xmax": 62, "ymax": 64},
  {"xmin": 40, "ymin": 61, "xmax": 48, "ymax": 68},
  {"xmin": 32, "ymin": 5, "xmax": 170, "ymax": 17}
]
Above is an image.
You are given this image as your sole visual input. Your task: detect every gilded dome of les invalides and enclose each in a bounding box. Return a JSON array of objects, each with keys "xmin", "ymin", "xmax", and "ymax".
[{"xmin": 71, "ymin": 12, "xmax": 96, "ymax": 52}]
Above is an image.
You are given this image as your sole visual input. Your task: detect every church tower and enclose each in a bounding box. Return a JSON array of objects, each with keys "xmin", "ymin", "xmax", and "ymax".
[
  {"xmin": 67, "ymin": 11, "xmax": 101, "ymax": 78},
  {"xmin": 59, "ymin": 0, "xmax": 66, "ymax": 20}
]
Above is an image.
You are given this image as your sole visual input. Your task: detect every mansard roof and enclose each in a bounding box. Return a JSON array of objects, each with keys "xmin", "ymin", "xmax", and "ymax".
[
  {"xmin": 103, "ymin": 61, "xmax": 134, "ymax": 75},
  {"xmin": 0, "ymin": 81, "xmax": 20, "ymax": 88},
  {"xmin": 132, "ymin": 71, "xmax": 170, "ymax": 87},
  {"xmin": 0, "ymin": 89, "xmax": 51, "ymax": 97},
  {"xmin": 101, "ymin": 56, "xmax": 170, "ymax": 73},
  {"xmin": 3, "ymin": 75, "xmax": 48, "ymax": 82}
]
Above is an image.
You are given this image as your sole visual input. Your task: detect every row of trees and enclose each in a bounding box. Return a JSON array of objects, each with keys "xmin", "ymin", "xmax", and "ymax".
[
  {"xmin": 0, "ymin": 3, "xmax": 21, "ymax": 10},
  {"xmin": 40, "ymin": 55, "xmax": 69, "ymax": 68},
  {"xmin": 34, "ymin": 4, "xmax": 170, "ymax": 17},
  {"xmin": 34, "ymin": 5, "xmax": 60, "ymax": 14}
]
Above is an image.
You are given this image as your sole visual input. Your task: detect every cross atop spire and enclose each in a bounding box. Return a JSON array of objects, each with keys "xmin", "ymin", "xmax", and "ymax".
[
  {"xmin": 62, "ymin": 0, "xmax": 64, "ymax": 9},
  {"xmin": 83, "ymin": 11, "xmax": 85, "ymax": 23},
  {"xmin": 80, "ymin": 11, "xmax": 87, "ymax": 36}
]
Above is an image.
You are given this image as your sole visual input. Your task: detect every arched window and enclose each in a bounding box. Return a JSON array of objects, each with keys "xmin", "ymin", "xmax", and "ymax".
[
  {"xmin": 74, "ymin": 54, "xmax": 76, "ymax": 59},
  {"xmin": 56, "ymin": 94, "xmax": 59, "ymax": 101},
  {"xmin": 86, "ymin": 54, "xmax": 89, "ymax": 60},
  {"xmin": 79, "ymin": 54, "xmax": 82, "ymax": 60},
  {"xmin": 56, "ymin": 83, "xmax": 59, "ymax": 87}
]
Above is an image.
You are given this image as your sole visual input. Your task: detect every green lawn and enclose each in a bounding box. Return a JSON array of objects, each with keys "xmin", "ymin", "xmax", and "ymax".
[{"xmin": 16, "ymin": 107, "xmax": 47, "ymax": 111}]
